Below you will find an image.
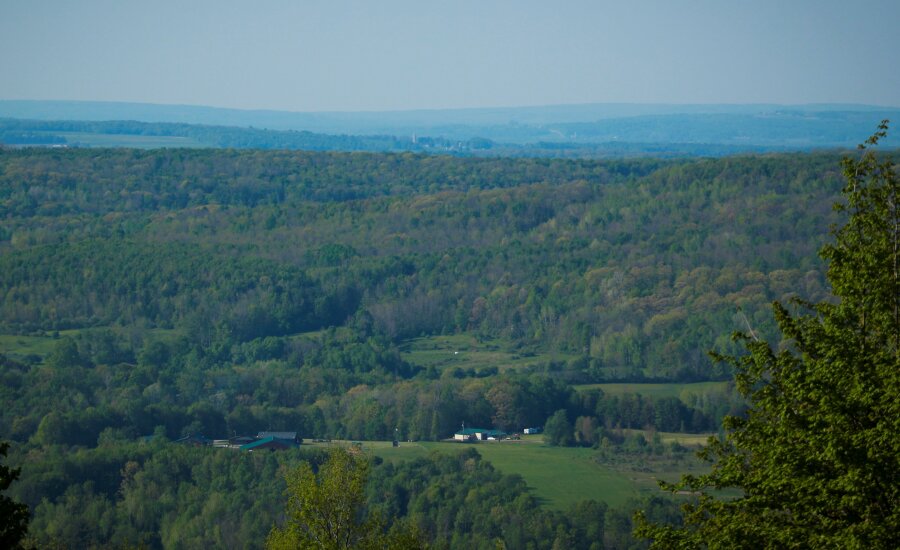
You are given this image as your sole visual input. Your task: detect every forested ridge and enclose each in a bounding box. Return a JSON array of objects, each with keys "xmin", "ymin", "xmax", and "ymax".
[
  {"xmin": 0, "ymin": 146, "xmax": 870, "ymax": 547},
  {"xmin": 1, "ymin": 148, "xmax": 843, "ymax": 367}
]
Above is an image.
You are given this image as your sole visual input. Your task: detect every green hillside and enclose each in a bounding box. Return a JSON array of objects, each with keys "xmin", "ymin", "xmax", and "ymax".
[{"xmin": 0, "ymin": 146, "xmax": 877, "ymax": 548}]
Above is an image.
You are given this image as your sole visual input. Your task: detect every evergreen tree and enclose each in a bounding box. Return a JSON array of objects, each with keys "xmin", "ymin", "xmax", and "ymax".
[{"xmin": 636, "ymin": 122, "xmax": 900, "ymax": 547}]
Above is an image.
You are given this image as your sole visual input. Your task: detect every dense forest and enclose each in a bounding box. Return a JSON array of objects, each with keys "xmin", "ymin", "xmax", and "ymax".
[{"xmin": 0, "ymin": 146, "xmax": 868, "ymax": 547}]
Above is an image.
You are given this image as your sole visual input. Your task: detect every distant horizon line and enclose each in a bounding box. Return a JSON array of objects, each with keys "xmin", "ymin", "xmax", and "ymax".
[{"xmin": 2, "ymin": 98, "xmax": 898, "ymax": 116}]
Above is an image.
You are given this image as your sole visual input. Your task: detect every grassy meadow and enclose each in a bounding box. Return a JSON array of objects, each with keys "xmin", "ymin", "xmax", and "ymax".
[
  {"xmin": 0, "ymin": 327, "xmax": 183, "ymax": 362},
  {"xmin": 0, "ymin": 333, "xmax": 64, "ymax": 360},
  {"xmin": 400, "ymin": 334, "xmax": 578, "ymax": 373},
  {"xmin": 308, "ymin": 436, "xmax": 709, "ymax": 510}
]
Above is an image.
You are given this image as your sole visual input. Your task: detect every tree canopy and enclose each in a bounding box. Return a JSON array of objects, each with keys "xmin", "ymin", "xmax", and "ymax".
[
  {"xmin": 636, "ymin": 122, "xmax": 900, "ymax": 547},
  {"xmin": 266, "ymin": 448, "xmax": 422, "ymax": 550},
  {"xmin": 0, "ymin": 142, "xmax": 887, "ymax": 548},
  {"xmin": 0, "ymin": 440, "xmax": 29, "ymax": 549}
]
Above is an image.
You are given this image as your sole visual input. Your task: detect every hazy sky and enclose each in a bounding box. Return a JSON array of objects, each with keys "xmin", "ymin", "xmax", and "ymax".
[{"xmin": 2, "ymin": 0, "xmax": 898, "ymax": 112}]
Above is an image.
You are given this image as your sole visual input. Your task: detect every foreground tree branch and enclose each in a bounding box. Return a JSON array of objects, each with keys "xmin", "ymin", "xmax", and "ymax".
[{"xmin": 635, "ymin": 122, "xmax": 900, "ymax": 548}]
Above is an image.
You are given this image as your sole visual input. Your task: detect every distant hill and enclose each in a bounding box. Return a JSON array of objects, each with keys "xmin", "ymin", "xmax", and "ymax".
[
  {"xmin": 0, "ymin": 118, "xmax": 431, "ymax": 153},
  {"xmin": 1, "ymin": 100, "xmax": 897, "ymax": 155},
  {"xmin": 0, "ymin": 117, "xmax": 804, "ymax": 158}
]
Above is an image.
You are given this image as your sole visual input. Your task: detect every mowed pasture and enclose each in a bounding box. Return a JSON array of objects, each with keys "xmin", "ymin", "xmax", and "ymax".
[
  {"xmin": 0, "ymin": 327, "xmax": 183, "ymax": 361},
  {"xmin": 308, "ymin": 436, "xmax": 708, "ymax": 510},
  {"xmin": 400, "ymin": 334, "xmax": 578, "ymax": 373}
]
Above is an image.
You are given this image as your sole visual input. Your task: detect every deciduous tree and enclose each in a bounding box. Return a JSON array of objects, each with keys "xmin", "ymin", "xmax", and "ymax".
[
  {"xmin": 267, "ymin": 448, "xmax": 422, "ymax": 549},
  {"xmin": 543, "ymin": 409, "xmax": 574, "ymax": 447}
]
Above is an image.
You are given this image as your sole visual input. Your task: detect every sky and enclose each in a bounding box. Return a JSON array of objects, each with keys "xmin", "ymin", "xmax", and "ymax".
[{"xmin": 1, "ymin": 0, "xmax": 898, "ymax": 113}]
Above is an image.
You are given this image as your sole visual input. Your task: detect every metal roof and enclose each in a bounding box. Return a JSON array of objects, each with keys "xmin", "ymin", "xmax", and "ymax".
[
  {"xmin": 257, "ymin": 431, "xmax": 298, "ymax": 440},
  {"xmin": 240, "ymin": 436, "xmax": 298, "ymax": 451}
]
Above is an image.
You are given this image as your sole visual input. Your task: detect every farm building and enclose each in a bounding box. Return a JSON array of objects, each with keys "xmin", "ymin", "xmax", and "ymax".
[
  {"xmin": 257, "ymin": 431, "xmax": 301, "ymax": 444},
  {"xmin": 454, "ymin": 428, "xmax": 506, "ymax": 441},
  {"xmin": 240, "ymin": 435, "xmax": 299, "ymax": 452}
]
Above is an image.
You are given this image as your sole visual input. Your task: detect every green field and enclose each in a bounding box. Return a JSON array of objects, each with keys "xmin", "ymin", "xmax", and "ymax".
[
  {"xmin": 400, "ymin": 334, "xmax": 576, "ymax": 373},
  {"xmin": 308, "ymin": 436, "xmax": 707, "ymax": 510},
  {"xmin": 620, "ymin": 429, "xmax": 717, "ymax": 448},
  {"xmin": 573, "ymin": 381, "xmax": 730, "ymax": 398},
  {"xmin": 0, "ymin": 327, "xmax": 183, "ymax": 361},
  {"xmin": 0, "ymin": 333, "xmax": 64, "ymax": 360},
  {"xmin": 49, "ymin": 131, "xmax": 207, "ymax": 148}
]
